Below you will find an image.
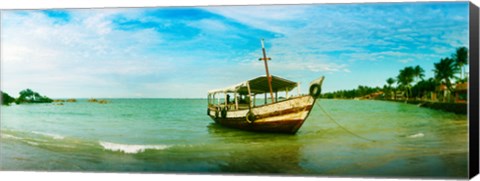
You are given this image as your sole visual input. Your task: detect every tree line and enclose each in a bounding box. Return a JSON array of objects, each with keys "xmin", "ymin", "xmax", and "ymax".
[
  {"xmin": 322, "ymin": 46, "xmax": 468, "ymax": 102},
  {"xmin": 1, "ymin": 89, "xmax": 53, "ymax": 105},
  {"xmin": 322, "ymin": 85, "xmax": 382, "ymax": 99}
]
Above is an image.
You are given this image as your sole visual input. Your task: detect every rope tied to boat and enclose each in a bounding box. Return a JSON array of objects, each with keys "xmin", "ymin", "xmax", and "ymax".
[{"xmin": 315, "ymin": 101, "xmax": 376, "ymax": 142}]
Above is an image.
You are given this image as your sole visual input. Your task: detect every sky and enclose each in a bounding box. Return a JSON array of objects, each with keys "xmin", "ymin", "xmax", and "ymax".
[{"xmin": 0, "ymin": 2, "xmax": 470, "ymax": 98}]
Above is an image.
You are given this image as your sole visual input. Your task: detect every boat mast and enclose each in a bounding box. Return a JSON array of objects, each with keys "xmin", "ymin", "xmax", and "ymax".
[{"xmin": 259, "ymin": 39, "xmax": 275, "ymax": 103}]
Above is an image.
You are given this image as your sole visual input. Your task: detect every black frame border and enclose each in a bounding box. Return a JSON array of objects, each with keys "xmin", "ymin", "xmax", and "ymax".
[{"xmin": 469, "ymin": 1, "xmax": 479, "ymax": 179}]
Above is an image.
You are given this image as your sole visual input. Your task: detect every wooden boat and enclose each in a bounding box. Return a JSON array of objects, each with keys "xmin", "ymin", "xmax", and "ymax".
[{"xmin": 207, "ymin": 39, "xmax": 325, "ymax": 134}]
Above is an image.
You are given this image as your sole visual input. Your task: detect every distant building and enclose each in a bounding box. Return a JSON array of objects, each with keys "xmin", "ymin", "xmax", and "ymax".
[{"xmin": 454, "ymin": 83, "xmax": 467, "ymax": 103}]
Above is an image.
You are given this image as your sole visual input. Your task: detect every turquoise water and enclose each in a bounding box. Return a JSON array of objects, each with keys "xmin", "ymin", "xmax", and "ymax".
[{"xmin": 0, "ymin": 99, "xmax": 468, "ymax": 178}]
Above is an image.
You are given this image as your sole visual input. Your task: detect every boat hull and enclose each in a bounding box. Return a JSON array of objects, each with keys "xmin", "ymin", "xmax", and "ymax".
[{"xmin": 208, "ymin": 95, "xmax": 316, "ymax": 134}]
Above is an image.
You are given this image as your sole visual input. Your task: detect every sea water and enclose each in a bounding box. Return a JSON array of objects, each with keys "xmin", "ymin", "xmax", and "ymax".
[{"xmin": 0, "ymin": 99, "xmax": 468, "ymax": 178}]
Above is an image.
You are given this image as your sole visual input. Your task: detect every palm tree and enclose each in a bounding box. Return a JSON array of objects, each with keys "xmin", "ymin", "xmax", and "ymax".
[
  {"xmin": 413, "ymin": 78, "xmax": 437, "ymax": 100},
  {"xmin": 433, "ymin": 57, "xmax": 459, "ymax": 102},
  {"xmin": 411, "ymin": 65, "xmax": 425, "ymax": 99},
  {"xmin": 386, "ymin": 77, "xmax": 395, "ymax": 99},
  {"xmin": 397, "ymin": 67, "xmax": 415, "ymax": 100},
  {"xmin": 453, "ymin": 47, "xmax": 468, "ymax": 82},
  {"xmin": 424, "ymin": 78, "xmax": 438, "ymax": 101},
  {"xmin": 387, "ymin": 78, "xmax": 395, "ymax": 88},
  {"xmin": 413, "ymin": 65, "xmax": 425, "ymax": 82}
]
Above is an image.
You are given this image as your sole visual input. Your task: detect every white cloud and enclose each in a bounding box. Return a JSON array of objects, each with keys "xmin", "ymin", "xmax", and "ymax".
[
  {"xmin": 203, "ymin": 5, "xmax": 311, "ymax": 34},
  {"xmin": 0, "ymin": 10, "xmax": 176, "ymax": 97},
  {"xmin": 432, "ymin": 46, "xmax": 451, "ymax": 54},
  {"xmin": 398, "ymin": 58, "xmax": 414, "ymax": 64},
  {"xmin": 187, "ymin": 19, "xmax": 229, "ymax": 32},
  {"xmin": 1, "ymin": 4, "xmax": 469, "ymax": 97},
  {"xmin": 203, "ymin": 3, "xmax": 468, "ymax": 93}
]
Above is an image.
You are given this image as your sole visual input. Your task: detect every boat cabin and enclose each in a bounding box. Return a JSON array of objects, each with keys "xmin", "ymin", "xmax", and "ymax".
[{"xmin": 207, "ymin": 75, "xmax": 301, "ymax": 110}]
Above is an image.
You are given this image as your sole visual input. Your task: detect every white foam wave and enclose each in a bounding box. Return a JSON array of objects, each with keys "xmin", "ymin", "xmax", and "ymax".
[
  {"xmin": 1, "ymin": 133, "xmax": 22, "ymax": 140},
  {"xmin": 26, "ymin": 141, "xmax": 39, "ymax": 146},
  {"xmin": 31, "ymin": 131, "xmax": 65, "ymax": 140},
  {"xmin": 99, "ymin": 141, "xmax": 170, "ymax": 154},
  {"xmin": 407, "ymin": 133, "xmax": 424, "ymax": 138}
]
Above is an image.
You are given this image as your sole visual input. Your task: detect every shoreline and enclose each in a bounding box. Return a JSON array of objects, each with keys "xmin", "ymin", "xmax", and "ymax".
[
  {"xmin": 386, "ymin": 99, "xmax": 467, "ymax": 114},
  {"xmin": 4, "ymin": 97, "xmax": 468, "ymax": 115},
  {"xmin": 320, "ymin": 98, "xmax": 467, "ymax": 114}
]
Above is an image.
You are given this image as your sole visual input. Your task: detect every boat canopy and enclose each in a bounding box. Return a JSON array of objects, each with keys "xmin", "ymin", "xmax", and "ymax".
[{"xmin": 208, "ymin": 75, "xmax": 298, "ymax": 95}]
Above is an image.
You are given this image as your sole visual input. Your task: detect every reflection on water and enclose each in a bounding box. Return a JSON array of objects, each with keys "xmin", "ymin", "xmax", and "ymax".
[{"xmin": 207, "ymin": 123, "xmax": 304, "ymax": 174}]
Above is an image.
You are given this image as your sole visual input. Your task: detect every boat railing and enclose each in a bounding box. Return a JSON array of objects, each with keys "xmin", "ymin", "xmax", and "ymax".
[
  {"xmin": 251, "ymin": 94, "xmax": 309, "ymax": 108},
  {"xmin": 209, "ymin": 94, "xmax": 308, "ymax": 111},
  {"xmin": 209, "ymin": 102, "xmax": 250, "ymax": 111}
]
